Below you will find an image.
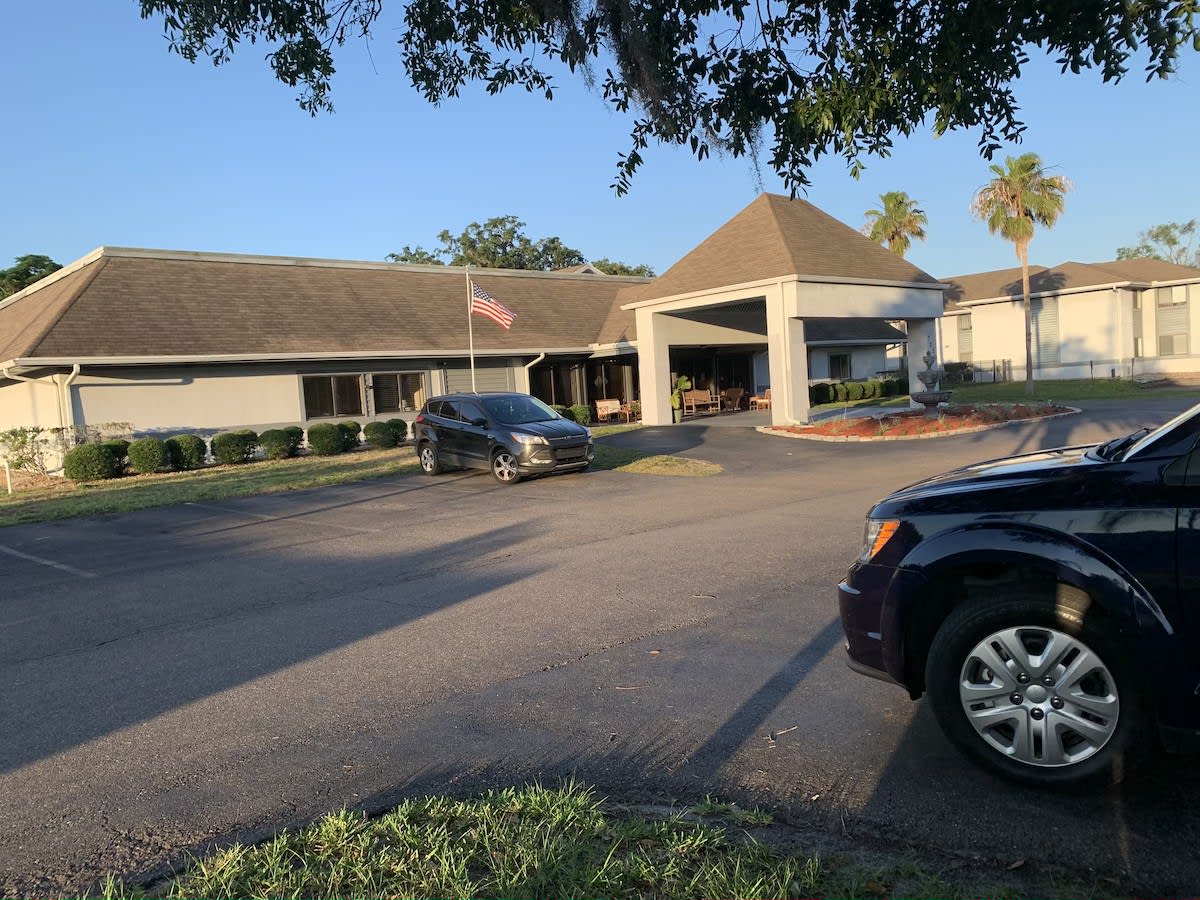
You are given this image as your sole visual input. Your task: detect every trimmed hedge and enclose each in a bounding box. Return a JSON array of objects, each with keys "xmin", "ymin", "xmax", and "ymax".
[
  {"xmin": 363, "ymin": 421, "xmax": 397, "ymax": 449},
  {"xmin": 166, "ymin": 434, "xmax": 208, "ymax": 470},
  {"xmin": 282, "ymin": 426, "xmax": 305, "ymax": 454},
  {"xmin": 127, "ymin": 437, "xmax": 169, "ymax": 474},
  {"xmin": 846, "ymin": 381, "xmax": 864, "ymax": 401},
  {"xmin": 569, "ymin": 403, "xmax": 592, "ymax": 426},
  {"xmin": 553, "ymin": 405, "xmax": 576, "ymax": 422},
  {"xmin": 833, "ymin": 382, "xmax": 849, "ymax": 402},
  {"xmin": 307, "ymin": 422, "xmax": 344, "ymax": 456},
  {"xmin": 259, "ymin": 429, "xmax": 296, "ymax": 460},
  {"xmin": 810, "ymin": 382, "xmax": 832, "ymax": 405},
  {"xmin": 338, "ymin": 421, "xmax": 361, "ymax": 451},
  {"xmin": 102, "ymin": 439, "xmax": 130, "ymax": 472},
  {"xmin": 211, "ymin": 430, "xmax": 258, "ymax": 465},
  {"xmin": 64, "ymin": 443, "xmax": 119, "ymax": 482},
  {"xmin": 385, "ymin": 418, "xmax": 408, "ymax": 443}
]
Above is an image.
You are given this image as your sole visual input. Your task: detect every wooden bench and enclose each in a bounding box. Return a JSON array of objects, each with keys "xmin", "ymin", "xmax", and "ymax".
[
  {"xmin": 682, "ymin": 389, "xmax": 720, "ymax": 416},
  {"xmin": 595, "ymin": 398, "xmax": 623, "ymax": 422}
]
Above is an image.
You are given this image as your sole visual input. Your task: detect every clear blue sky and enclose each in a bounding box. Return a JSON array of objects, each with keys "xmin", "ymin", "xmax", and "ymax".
[{"xmin": 2, "ymin": 2, "xmax": 1198, "ymax": 280}]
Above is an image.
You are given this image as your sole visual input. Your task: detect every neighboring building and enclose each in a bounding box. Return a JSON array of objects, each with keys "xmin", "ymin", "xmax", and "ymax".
[
  {"xmin": 0, "ymin": 194, "xmax": 946, "ymax": 435},
  {"xmin": 940, "ymin": 258, "xmax": 1200, "ymax": 381}
]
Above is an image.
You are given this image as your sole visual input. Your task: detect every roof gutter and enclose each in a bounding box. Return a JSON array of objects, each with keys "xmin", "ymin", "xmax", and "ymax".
[{"xmin": 1, "ymin": 364, "xmax": 78, "ymax": 432}]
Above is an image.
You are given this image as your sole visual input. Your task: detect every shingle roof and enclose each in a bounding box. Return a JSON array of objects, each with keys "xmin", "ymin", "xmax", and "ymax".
[
  {"xmin": 0, "ymin": 249, "xmax": 644, "ymax": 362},
  {"xmin": 942, "ymin": 258, "xmax": 1200, "ymax": 309},
  {"xmin": 803, "ymin": 318, "xmax": 908, "ymax": 344},
  {"xmin": 620, "ymin": 193, "xmax": 939, "ymax": 305}
]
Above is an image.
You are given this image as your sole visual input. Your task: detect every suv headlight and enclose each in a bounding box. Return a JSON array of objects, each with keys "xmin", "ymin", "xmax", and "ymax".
[
  {"xmin": 511, "ymin": 432, "xmax": 549, "ymax": 446},
  {"xmin": 862, "ymin": 518, "xmax": 900, "ymax": 562}
]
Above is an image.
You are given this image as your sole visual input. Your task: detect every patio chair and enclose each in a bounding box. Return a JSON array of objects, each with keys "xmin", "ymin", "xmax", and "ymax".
[
  {"xmin": 595, "ymin": 399, "xmax": 622, "ymax": 422},
  {"xmin": 749, "ymin": 388, "xmax": 771, "ymax": 410}
]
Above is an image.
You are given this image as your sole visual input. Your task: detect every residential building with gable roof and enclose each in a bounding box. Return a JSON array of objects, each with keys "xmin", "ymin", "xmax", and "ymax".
[
  {"xmin": 940, "ymin": 258, "xmax": 1200, "ymax": 381},
  {"xmin": 0, "ymin": 193, "xmax": 946, "ymax": 439}
]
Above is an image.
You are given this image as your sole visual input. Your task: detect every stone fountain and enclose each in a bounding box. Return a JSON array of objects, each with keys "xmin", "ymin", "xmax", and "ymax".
[{"xmin": 910, "ymin": 347, "xmax": 952, "ymax": 416}]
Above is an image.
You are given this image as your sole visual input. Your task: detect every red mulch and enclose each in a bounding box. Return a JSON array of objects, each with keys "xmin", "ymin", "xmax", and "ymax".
[{"xmin": 772, "ymin": 403, "xmax": 1071, "ymax": 438}]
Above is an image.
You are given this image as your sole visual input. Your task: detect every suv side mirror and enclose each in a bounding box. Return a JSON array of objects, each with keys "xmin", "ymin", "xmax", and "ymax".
[{"xmin": 470, "ymin": 416, "xmax": 488, "ymax": 428}]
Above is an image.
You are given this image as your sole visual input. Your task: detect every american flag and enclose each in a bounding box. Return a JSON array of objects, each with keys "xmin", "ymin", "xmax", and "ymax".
[{"xmin": 471, "ymin": 282, "xmax": 516, "ymax": 330}]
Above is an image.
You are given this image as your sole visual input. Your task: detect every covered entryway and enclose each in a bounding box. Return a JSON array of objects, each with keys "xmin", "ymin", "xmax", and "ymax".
[{"xmin": 619, "ymin": 194, "xmax": 945, "ymax": 426}]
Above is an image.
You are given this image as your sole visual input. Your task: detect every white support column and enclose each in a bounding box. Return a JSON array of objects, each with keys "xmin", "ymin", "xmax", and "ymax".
[
  {"xmin": 906, "ymin": 318, "xmax": 938, "ymax": 408},
  {"xmin": 765, "ymin": 284, "xmax": 810, "ymax": 425},
  {"xmin": 636, "ymin": 308, "xmax": 673, "ymax": 425}
]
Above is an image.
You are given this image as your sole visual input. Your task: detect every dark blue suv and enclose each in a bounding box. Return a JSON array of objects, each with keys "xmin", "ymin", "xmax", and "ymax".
[
  {"xmin": 413, "ymin": 392, "xmax": 594, "ymax": 484},
  {"xmin": 839, "ymin": 403, "xmax": 1200, "ymax": 785}
]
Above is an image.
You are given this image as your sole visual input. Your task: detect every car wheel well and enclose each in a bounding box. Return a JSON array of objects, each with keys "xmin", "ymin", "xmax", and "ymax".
[{"xmin": 903, "ymin": 564, "xmax": 1100, "ymax": 696}]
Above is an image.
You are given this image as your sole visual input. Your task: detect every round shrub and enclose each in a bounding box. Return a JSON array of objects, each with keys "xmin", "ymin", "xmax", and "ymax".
[
  {"xmin": 259, "ymin": 429, "xmax": 295, "ymax": 460},
  {"xmin": 363, "ymin": 421, "xmax": 397, "ymax": 449},
  {"xmin": 307, "ymin": 422, "xmax": 344, "ymax": 456},
  {"xmin": 127, "ymin": 437, "xmax": 169, "ymax": 474},
  {"xmin": 569, "ymin": 403, "xmax": 591, "ymax": 426},
  {"xmin": 338, "ymin": 421, "xmax": 361, "ymax": 451},
  {"xmin": 102, "ymin": 438, "xmax": 130, "ymax": 466},
  {"xmin": 862, "ymin": 380, "xmax": 877, "ymax": 399},
  {"xmin": 64, "ymin": 443, "xmax": 119, "ymax": 482},
  {"xmin": 833, "ymin": 382, "xmax": 849, "ymax": 402},
  {"xmin": 385, "ymin": 418, "xmax": 408, "ymax": 443},
  {"xmin": 553, "ymin": 404, "xmax": 576, "ymax": 422},
  {"xmin": 810, "ymin": 382, "xmax": 832, "ymax": 405},
  {"xmin": 881, "ymin": 379, "xmax": 897, "ymax": 397},
  {"xmin": 165, "ymin": 434, "xmax": 208, "ymax": 470},
  {"xmin": 211, "ymin": 430, "xmax": 258, "ymax": 465},
  {"xmin": 282, "ymin": 426, "xmax": 305, "ymax": 454},
  {"xmin": 846, "ymin": 381, "xmax": 864, "ymax": 401}
]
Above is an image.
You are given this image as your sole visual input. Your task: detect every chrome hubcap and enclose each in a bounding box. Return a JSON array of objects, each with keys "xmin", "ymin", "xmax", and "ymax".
[
  {"xmin": 493, "ymin": 454, "xmax": 518, "ymax": 481},
  {"xmin": 420, "ymin": 447, "xmax": 435, "ymax": 470},
  {"xmin": 959, "ymin": 625, "xmax": 1119, "ymax": 768}
]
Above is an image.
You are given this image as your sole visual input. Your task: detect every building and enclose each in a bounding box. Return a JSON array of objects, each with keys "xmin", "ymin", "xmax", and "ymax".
[
  {"xmin": 940, "ymin": 258, "xmax": 1200, "ymax": 381},
  {"xmin": 0, "ymin": 194, "xmax": 946, "ymax": 436}
]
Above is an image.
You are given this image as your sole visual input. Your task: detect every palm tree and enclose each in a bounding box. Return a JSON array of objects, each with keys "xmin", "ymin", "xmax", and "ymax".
[
  {"xmin": 862, "ymin": 192, "xmax": 928, "ymax": 258},
  {"xmin": 970, "ymin": 153, "xmax": 1071, "ymax": 396}
]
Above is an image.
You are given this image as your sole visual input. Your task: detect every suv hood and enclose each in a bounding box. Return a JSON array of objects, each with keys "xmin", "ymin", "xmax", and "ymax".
[
  {"xmin": 877, "ymin": 444, "xmax": 1099, "ymax": 510},
  {"xmin": 507, "ymin": 418, "xmax": 590, "ymax": 440}
]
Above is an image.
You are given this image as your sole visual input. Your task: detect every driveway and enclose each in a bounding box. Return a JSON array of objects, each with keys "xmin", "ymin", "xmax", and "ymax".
[{"xmin": 2, "ymin": 397, "xmax": 1198, "ymax": 897}]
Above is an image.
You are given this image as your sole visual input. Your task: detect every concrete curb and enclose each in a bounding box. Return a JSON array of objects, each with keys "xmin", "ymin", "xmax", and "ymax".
[{"xmin": 755, "ymin": 405, "xmax": 1082, "ymax": 442}]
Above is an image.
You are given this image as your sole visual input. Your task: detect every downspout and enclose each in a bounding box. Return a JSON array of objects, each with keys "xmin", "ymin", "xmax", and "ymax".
[
  {"xmin": 60, "ymin": 364, "xmax": 81, "ymax": 434},
  {"xmin": 523, "ymin": 353, "xmax": 546, "ymax": 396}
]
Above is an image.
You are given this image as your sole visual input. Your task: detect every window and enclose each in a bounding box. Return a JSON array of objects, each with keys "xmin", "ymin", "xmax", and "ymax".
[
  {"xmin": 957, "ymin": 313, "xmax": 973, "ymax": 362},
  {"xmin": 372, "ymin": 372, "xmax": 426, "ymax": 413},
  {"xmin": 829, "ymin": 353, "xmax": 851, "ymax": 380},
  {"xmin": 303, "ymin": 375, "xmax": 363, "ymax": 419},
  {"xmin": 1156, "ymin": 286, "xmax": 1189, "ymax": 356}
]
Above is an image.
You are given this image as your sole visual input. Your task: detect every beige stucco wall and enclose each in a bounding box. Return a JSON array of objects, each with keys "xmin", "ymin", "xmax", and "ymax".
[
  {"xmin": 807, "ymin": 347, "xmax": 890, "ymax": 381},
  {"xmin": 0, "ymin": 379, "xmax": 61, "ymax": 429},
  {"xmin": 71, "ymin": 367, "xmax": 302, "ymax": 433}
]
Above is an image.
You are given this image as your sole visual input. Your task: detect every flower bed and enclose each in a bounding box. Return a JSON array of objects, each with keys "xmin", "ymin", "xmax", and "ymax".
[{"xmin": 769, "ymin": 403, "xmax": 1074, "ymax": 440}]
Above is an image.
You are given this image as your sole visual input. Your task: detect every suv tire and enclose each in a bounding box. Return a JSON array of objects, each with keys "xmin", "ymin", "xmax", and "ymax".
[
  {"xmin": 925, "ymin": 591, "xmax": 1143, "ymax": 787},
  {"xmin": 491, "ymin": 449, "xmax": 521, "ymax": 484},
  {"xmin": 418, "ymin": 442, "xmax": 441, "ymax": 476}
]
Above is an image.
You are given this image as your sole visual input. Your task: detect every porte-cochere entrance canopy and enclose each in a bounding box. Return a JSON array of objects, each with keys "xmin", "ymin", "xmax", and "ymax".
[{"xmin": 617, "ymin": 194, "xmax": 945, "ymax": 426}]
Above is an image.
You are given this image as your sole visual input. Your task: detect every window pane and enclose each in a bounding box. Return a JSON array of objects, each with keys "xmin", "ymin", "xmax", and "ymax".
[
  {"xmin": 333, "ymin": 375, "xmax": 363, "ymax": 416},
  {"xmin": 401, "ymin": 373, "xmax": 425, "ymax": 411},
  {"xmin": 303, "ymin": 377, "xmax": 335, "ymax": 419},
  {"xmin": 373, "ymin": 374, "xmax": 401, "ymax": 412}
]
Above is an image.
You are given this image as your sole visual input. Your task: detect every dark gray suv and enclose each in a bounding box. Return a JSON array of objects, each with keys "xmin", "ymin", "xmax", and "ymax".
[{"xmin": 413, "ymin": 392, "xmax": 594, "ymax": 484}]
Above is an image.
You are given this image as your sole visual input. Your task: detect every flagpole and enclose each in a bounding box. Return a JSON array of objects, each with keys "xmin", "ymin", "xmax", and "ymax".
[{"xmin": 466, "ymin": 266, "xmax": 477, "ymax": 393}]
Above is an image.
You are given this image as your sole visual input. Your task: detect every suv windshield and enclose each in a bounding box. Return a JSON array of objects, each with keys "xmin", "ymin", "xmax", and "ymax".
[
  {"xmin": 481, "ymin": 394, "xmax": 560, "ymax": 425},
  {"xmin": 1122, "ymin": 402, "xmax": 1200, "ymax": 460}
]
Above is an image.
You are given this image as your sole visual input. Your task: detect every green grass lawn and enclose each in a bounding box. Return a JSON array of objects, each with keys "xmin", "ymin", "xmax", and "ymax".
[
  {"xmin": 1, "ymin": 434, "xmax": 718, "ymax": 527},
  {"xmin": 809, "ymin": 395, "xmax": 909, "ymax": 414},
  {"xmin": 947, "ymin": 378, "xmax": 1198, "ymax": 403},
  {"xmin": 99, "ymin": 782, "xmax": 1104, "ymax": 900}
]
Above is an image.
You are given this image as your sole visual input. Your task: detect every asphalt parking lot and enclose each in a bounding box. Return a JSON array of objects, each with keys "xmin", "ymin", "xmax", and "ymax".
[{"xmin": 3, "ymin": 397, "xmax": 1200, "ymax": 897}]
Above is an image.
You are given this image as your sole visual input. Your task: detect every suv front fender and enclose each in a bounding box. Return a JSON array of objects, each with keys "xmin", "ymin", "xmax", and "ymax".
[{"xmin": 881, "ymin": 523, "xmax": 1175, "ymax": 693}]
